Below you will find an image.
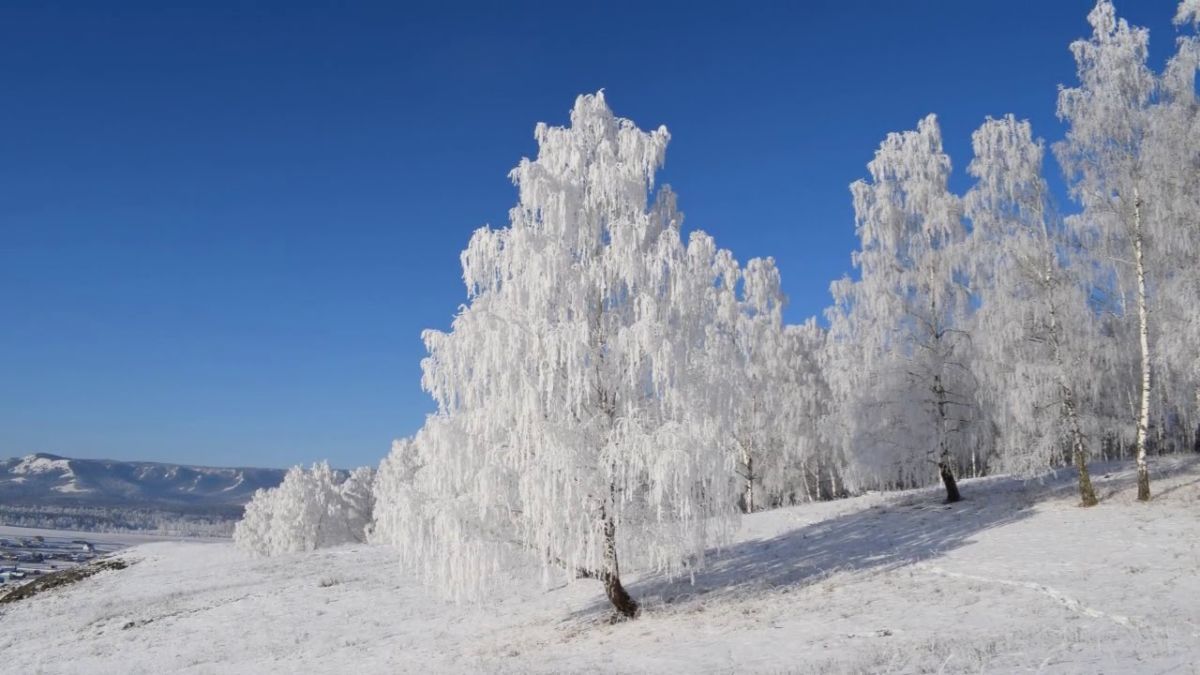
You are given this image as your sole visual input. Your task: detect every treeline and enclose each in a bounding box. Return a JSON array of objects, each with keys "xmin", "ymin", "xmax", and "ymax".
[
  {"xmin": 239, "ymin": 1, "xmax": 1199, "ymax": 620},
  {"xmin": 0, "ymin": 504, "xmax": 238, "ymax": 537}
]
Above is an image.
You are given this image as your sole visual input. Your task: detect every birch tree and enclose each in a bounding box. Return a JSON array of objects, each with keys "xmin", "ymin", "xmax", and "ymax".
[
  {"xmin": 781, "ymin": 319, "xmax": 839, "ymax": 503},
  {"xmin": 729, "ymin": 260, "xmax": 836, "ymax": 510},
  {"xmin": 1055, "ymin": 0, "xmax": 1179, "ymax": 500},
  {"xmin": 374, "ymin": 93, "xmax": 740, "ymax": 618},
  {"xmin": 731, "ymin": 257, "xmax": 790, "ymax": 513},
  {"xmin": 965, "ymin": 115, "xmax": 1102, "ymax": 506},
  {"xmin": 830, "ymin": 115, "xmax": 977, "ymax": 502},
  {"xmin": 1145, "ymin": 8, "xmax": 1200, "ymax": 454}
]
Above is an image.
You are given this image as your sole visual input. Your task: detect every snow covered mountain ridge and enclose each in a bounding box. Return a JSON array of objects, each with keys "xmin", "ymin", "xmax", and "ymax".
[{"xmin": 0, "ymin": 453, "xmax": 286, "ymax": 512}]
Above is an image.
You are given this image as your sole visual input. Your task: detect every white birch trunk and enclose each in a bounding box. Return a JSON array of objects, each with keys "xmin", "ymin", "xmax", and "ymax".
[{"xmin": 1133, "ymin": 186, "xmax": 1153, "ymax": 501}]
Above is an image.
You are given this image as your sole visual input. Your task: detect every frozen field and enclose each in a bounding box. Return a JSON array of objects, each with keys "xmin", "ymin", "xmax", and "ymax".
[
  {"xmin": 0, "ymin": 525, "xmax": 199, "ymax": 547},
  {"xmin": 1, "ymin": 458, "xmax": 1197, "ymax": 674},
  {"xmin": 0, "ymin": 525, "xmax": 219, "ymax": 590}
]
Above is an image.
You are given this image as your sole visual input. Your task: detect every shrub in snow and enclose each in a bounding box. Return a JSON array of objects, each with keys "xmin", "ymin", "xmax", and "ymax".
[{"xmin": 234, "ymin": 462, "xmax": 375, "ymax": 557}]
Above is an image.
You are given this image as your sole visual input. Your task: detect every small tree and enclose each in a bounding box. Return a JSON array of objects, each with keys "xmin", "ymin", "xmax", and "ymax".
[
  {"xmin": 234, "ymin": 462, "xmax": 373, "ymax": 556},
  {"xmin": 338, "ymin": 466, "xmax": 377, "ymax": 543},
  {"xmin": 786, "ymin": 320, "xmax": 840, "ymax": 502},
  {"xmin": 376, "ymin": 93, "xmax": 740, "ymax": 618},
  {"xmin": 732, "ymin": 296, "xmax": 835, "ymax": 510}
]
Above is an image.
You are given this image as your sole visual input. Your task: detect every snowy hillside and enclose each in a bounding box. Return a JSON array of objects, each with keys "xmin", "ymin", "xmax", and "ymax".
[{"xmin": 2, "ymin": 458, "xmax": 1197, "ymax": 674}]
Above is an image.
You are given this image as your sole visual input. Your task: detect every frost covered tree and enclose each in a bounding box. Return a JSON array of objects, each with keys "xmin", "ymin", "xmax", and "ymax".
[
  {"xmin": 1055, "ymin": 0, "xmax": 1199, "ymax": 500},
  {"xmin": 829, "ymin": 115, "xmax": 976, "ymax": 503},
  {"xmin": 234, "ymin": 462, "xmax": 374, "ymax": 556},
  {"xmin": 728, "ymin": 260, "xmax": 835, "ymax": 511},
  {"xmin": 965, "ymin": 115, "xmax": 1104, "ymax": 506},
  {"xmin": 375, "ymin": 93, "xmax": 740, "ymax": 618},
  {"xmin": 338, "ymin": 466, "xmax": 377, "ymax": 543},
  {"xmin": 731, "ymin": 257, "xmax": 791, "ymax": 512},
  {"xmin": 781, "ymin": 319, "xmax": 839, "ymax": 503},
  {"xmin": 1178, "ymin": 0, "xmax": 1200, "ymax": 28},
  {"xmin": 1145, "ymin": 6, "xmax": 1200, "ymax": 455}
]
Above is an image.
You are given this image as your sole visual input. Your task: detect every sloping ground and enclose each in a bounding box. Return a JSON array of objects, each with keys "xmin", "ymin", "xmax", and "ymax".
[
  {"xmin": 0, "ymin": 558, "xmax": 131, "ymax": 605},
  {"xmin": 1, "ymin": 458, "xmax": 1198, "ymax": 674}
]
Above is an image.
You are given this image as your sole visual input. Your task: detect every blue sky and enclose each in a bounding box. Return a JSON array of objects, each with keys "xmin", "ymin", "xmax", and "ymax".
[{"xmin": 0, "ymin": 1, "xmax": 1186, "ymax": 469}]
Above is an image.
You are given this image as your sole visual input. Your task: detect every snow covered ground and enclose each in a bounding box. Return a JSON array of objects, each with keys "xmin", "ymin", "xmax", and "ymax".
[
  {"xmin": 0, "ymin": 525, "xmax": 207, "ymax": 585},
  {"xmin": 2, "ymin": 457, "xmax": 1198, "ymax": 674}
]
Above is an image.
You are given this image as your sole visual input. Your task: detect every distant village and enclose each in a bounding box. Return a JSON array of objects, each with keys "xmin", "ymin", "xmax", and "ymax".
[{"xmin": 0, "ymin": 533, "xmax": 109, "ymax": 586}]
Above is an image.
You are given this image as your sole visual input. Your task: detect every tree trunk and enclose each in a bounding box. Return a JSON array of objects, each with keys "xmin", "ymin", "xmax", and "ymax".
[
  {"xmin": 938, "ymin": 461, "xmax": 961, "ymax": 503},
  {"xmin": 1073, "ymin": 441, "xmax": 1099, "ymax": 507},
  {"xmin": 742, "ymin": 449, "xmax": 755, "ymax": 514},
  {"xmin": 1062, "ymin": 392, "xmax": 1098, "ymax": 507},
  {"xmin": 1194, "ymin": 387, "xmax": 1199, "ymax": 453},
  {"xmin": 1132, "ymin": 190, "xmax": 1152, "ymax": 502},
  {"xmin": 933, "ymin": 372, "xmax": 961, "ymax": 504},
  {"xmin": 1046, "ymin": 294, "xmax": 1098, "ymax": 508},
  {"xmin": 601, "ymin": 512, "xmax": 638, "ymax": 619},
  {"xmin": 801, "ymin": 461, "xmax": 814, "ymax": 503}
]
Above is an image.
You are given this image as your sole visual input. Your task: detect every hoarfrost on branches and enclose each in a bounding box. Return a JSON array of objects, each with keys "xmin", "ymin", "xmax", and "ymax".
[
  {"xmin": 233, "ymin": 462, "xmax": 375, "ymax": 557},
  {"xmin": 964, "ymin": 115, "xmax": 1104, "ymax": 505},
  {"xmin": 730, "ymin": 259, "xmax": 835, "ymax": 511},
  {"xmin": 827, "ymin": 115, "xmax": 978, "ymax": 502},
  {"xmin": 1055, "ymin": 0, "xmax": 1200, "ymax": 499},
  {"xmin": 1177, "ymin": 0, "xmax": 1200, "ymax": 28},
  {"xmin": 374, "ymin": 92, "xmax": 741, "ymax": 617}
]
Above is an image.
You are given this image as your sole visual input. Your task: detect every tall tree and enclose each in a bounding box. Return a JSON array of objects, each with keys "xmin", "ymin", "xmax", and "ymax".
[
  {"xmin": 1055, "ymin": 0, "xmax": 1197, "ymax": 499},
  {"xmin": 375, "ymin": 93, "xmax": 740, "ymax": 618},
  {"xmin": 965, "ymin": 115, "xmax": 1104, "ymax": 506},
  {"xmin": 830, "ymin": 115, "xmax": 977, "ymax": 502},
  {"xmin": 1146, "ymin": 6, "xmax": 1200, "ymax": 454}
]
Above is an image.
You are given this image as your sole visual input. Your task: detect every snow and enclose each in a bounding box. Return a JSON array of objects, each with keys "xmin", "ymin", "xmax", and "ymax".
[
  {"xmin": 0, "ymin": 525, "xmax": 205, "ymax": 548},
  {"xmin": 222, "ymin": 474, "xmax": 245, "ymax": 492},
  {"xmin": 1177, "ymin": 0, "xmax": 1200, "ymax": 27},
  {"xmin": 51, "ymin": 480, "xmax": 88, "ymax": 493},
  {"xmin": 2, "ymin": 458, "xmax": 1198, "ymax": 673},
  {"xmin": 10, "ymin": 455, "xmax": 93, "ymax": 494},
  {"xmin": 12, "ymin": 455, "xmax": 74, "ymax": 476}
]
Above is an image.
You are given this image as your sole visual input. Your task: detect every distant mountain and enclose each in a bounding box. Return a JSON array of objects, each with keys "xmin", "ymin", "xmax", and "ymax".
[{"xmin": 0, "ymin": 453, "xmax": 287, "ymax": 515}]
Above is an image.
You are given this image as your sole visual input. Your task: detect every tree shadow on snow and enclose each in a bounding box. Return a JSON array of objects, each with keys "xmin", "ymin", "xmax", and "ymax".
[
  {"xmin": 568, "ymin": 457, "xmax": 1199, "ymax": 620},
  {"xmin": 1078, "ymin": 455, "xmax": 1200, "ymax": 502}
]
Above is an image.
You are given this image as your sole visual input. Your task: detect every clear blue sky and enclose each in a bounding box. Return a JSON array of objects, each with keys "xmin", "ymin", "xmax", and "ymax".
[{"xmin": 0, "ymin": 1, "xmax": 1185, "ymax": 469}]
